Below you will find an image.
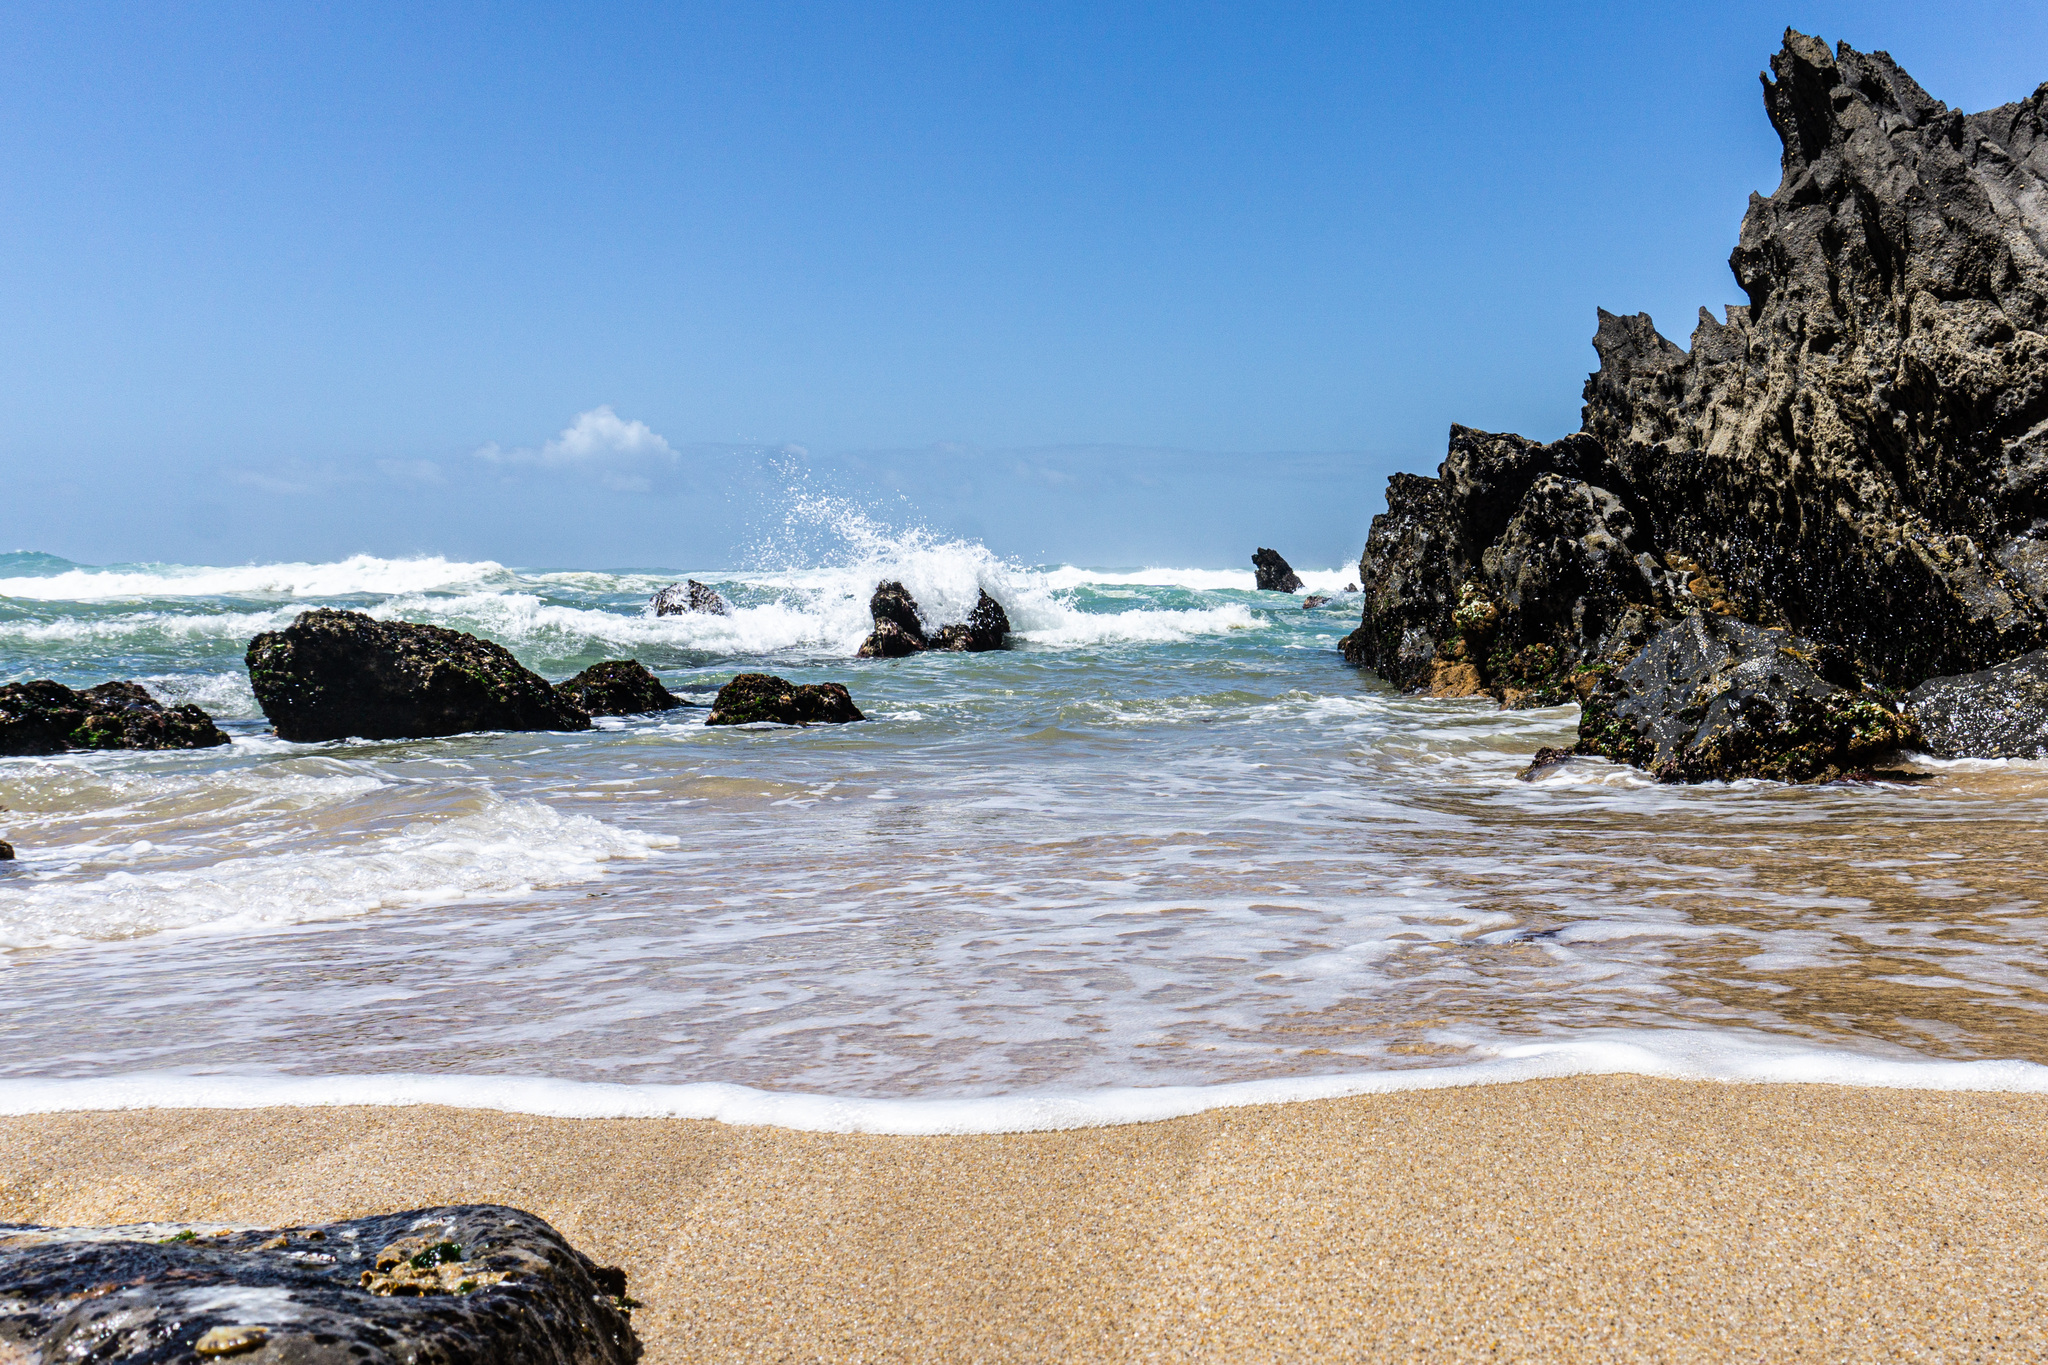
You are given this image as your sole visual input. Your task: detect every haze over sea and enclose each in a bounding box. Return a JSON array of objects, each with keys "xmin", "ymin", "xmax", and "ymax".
[{"xmin": 5, "ymin": 495, "xmax": 2048, "ymax": 1132}]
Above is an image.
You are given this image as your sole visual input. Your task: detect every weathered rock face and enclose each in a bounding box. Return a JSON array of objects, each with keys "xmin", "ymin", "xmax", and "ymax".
[
  {"xmin": 928, "ymin": 591, "xmax": 1012, "ymax": 651},
  {"xmin": 0, "ymin": 1204, "xmax": 640, "ymax": 1365},
  {"xmin": 856, "ymin": 582, "xmax": 1010, "ymax": 657},
  {"xmin": 1253, "ymin": 549, "xmax": 1304, "ymax": 593},
  {"xmin": 1347, "ymin": 31, "xmax": 2048, "ymax": 745},
  {"xmin": 246, "ymin": 610, "xmax": 592, "ymax": 742},
  {"xmin": 706, "ymin": 673, "xmax": 865, "ymax": 726},
  {"xmin": 1581, "ymin": 33, "xmax": 2048, "ymax": 686},
  {"xmin": 1575, "ymin": 614, "xmax": 1919, "ymax": 782},
  {"xmin": 0, "ymin": 680, "xmax": 231, "ymax": 757},
  {"xmin": 650, "ymin": 580, "xmax": 730, "ymax": 616},
  {"xmin": 1905, "ymin": 648, "xmax": 2048, "ymax": 758},
  {"xmin": 554, "ymin": 661, "xmax": 685, "ymax": 716}
]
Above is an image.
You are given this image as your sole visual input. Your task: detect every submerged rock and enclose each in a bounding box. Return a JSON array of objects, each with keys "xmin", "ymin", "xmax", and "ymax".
[
  {"xmin": 1905, "ymin": 649, "xmax": 2048, "ymax": 759},
  {"xmin": 706, "ymin": 673, "xmax": 865, "ymax": 726},
  {"xmin": 650, "ymin": 580, "xmax": 730, "ymax": 617},
  {"xmin": 856, "ymin": 581, "xmax": 1010, "ymax": 657},
  {"xmin": 1252, "ymin": 548, "xmax": 1303, "ymax": 593},
  {"xmin": 928, "ymin": 591, "xmax": 1012, "ymax": 651},
  {"xmin": 0, "ymin": 1204, "xmax": 640, "ymax": 1365},
  {"xmin": 245, "ymin": 610, "xmax": 592, "ymax": 742},
  {"xmin": 1573, "ymin": 615, "xmax": 1919, "ymax": 783},
  {"xmin": 1345, "ymin": 31, "xmax": 2048, "ymax": 737},
  {"xmin": 1302, "ymin": 595, "xmax": 1331, "ymax": 610},
  {"xmin": 554, "ymin": 660, "xmax": 685, "ymax": 716},
  {"xmin": 0, "ymin": 679, "xmax": 230, "ymax": 757}
]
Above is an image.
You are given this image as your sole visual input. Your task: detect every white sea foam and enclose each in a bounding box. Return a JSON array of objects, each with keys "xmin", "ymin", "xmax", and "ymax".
[
  {"xmin": 1032, "ymin": 565, "xmax": 1358, "ymax": 593},
  {"xmin": 0, "ymin": 555, "xmax": 507, "ymax": 602},
  {"xmin": 2, "ymin": 1032, "xmax": 2043, "ymax": 1132},
  {"xmin": 0, "ymin": 800, "xmax": 674, "ymax": 950}
]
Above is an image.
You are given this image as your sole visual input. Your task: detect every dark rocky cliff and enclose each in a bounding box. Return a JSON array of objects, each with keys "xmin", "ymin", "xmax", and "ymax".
[{"xmin": 1346, "ymin": 31, "xmax": 2048, "ymax": 710}]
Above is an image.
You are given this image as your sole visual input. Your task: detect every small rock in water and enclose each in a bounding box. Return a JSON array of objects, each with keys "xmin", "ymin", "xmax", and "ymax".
[
  {"xmin": 1519, "ymin": 746, "xmax": 1576, "ymax": 781},
  {"xmin": 0, "ymin": 1204, "xmax": 641, "ymax": 1365},
  {"xmin": 927, "ymin": 591, "xmax": 1012, "ymax": 651},
  {"xmin": 1252, "ymin": 548, "xmax": 1304, "ymax": 593},
  {"xmin": 1905, "ymin": 648, "xmax": 2048, "ymax": 759},
  {"xmin": 1574, "ymin": 614, "xmax": 1918, "ymax": 784},
  {"xmin": 0, "ymin": 840, "xmax": 13, "ymax": 861},
  {"xmin": 245, "ymin": 609, "xmax": 591, "ymax": 742},
  {"xmin": 650, "ymin": 580, "xmax": 730, "ymax": 616},
  {"xmin": 554, "ymin": 660, "xmax": 686, "ymax": 716},
  {"xmin": 1302, "ymin": 595, "xmax": 1331, "ymax": 610},
  {"xmin": 706, "ymin": 673, "xmax": 865, "ymax": 726},
  {"xmin": 1343, "ymin": 582, "xmax": 1359, "ymax": 594},
  {"xmin": 0, "ymin": 679, "xmax": 231, "ymax": 757}
]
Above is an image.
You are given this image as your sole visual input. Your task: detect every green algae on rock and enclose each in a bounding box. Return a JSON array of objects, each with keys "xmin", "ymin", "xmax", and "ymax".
[
  {"xmin": 553, "ymin": 660, "xmax": 685, "ymax": 716},
  {"xmin": 1574, "ymin": 615, "xmax": 1919, "ymax": 783},
  {"xmin": 245, "ymin": 609, "xmax": 591, "ymax": 742},
  {"xmin": 0, "ymin": 680, "xmax": 230, "ymax": 757},
  {"xmin": 706, "ymin": 673, "xmax": 865, "ymax": 726}
]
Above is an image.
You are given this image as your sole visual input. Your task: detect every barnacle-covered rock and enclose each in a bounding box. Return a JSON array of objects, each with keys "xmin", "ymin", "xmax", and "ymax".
[
  {"xmin": 1905, "ymin": 648, "xmax": 2048, "ymax": 759},
  {"xmin": 0, "ymin": 1204, "xmax": 640, "ymax": 1365},
  {"xmin": 0, "ymin": 679, "xmax": 230, "ymax": 757},
  {"xmin": 650, "ymin": 580, "xmax": 730, "ymax": 616},
  {"xmin": 245, "ymin": 609, "xmax": 591, "ymax": 742},
  {"xmin": 554, "ymin": 660, "xmax": 686, "ymax": 716},
  {"xmin": 706, "ymin": 673, "xmax": 865, "ymax": 726}
]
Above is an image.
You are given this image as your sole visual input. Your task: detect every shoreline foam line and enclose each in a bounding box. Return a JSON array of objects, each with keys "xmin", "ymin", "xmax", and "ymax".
[{"xmin": 4, "ymin": 1033, "xmax": 2047, "ymax": 1134}]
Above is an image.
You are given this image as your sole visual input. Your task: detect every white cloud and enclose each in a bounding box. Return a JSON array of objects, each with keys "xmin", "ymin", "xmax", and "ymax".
[{"xmin": 476, "ymin": 406, "xmax": 676, "ymax": 489}]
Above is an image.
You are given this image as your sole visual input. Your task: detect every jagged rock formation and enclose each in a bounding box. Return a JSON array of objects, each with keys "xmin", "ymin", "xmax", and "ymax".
[
  {"xmin": 706, "ymin": 673, "xmax": 865, "ymax": 726},
  {"xmin": 0, "ymin": 1204, "xmax": 640, "ymax": 1365},
  {"xmin": 1253, "ymin": 549, "xmax": 1304, "ymax": 593},
  {"xmin": 246, "ymin": 610, "xmax": 591, "ymax": 742},
  {"xmin": 856, "ymin": 582, "xmax": 1010, "ymax": 657},
  {"xmin": 650, "ymin": 580, "xmax": 730, "ymax": 616},
  {"xmin": 0, "ymin": 680, "xmax": 230, "ymax": 757},
  {"xmin": 1346, "ymin": 30, "xmax": 2048, "ymax": 770},
  {"xmin": 554, "ymin": 660, "xmax": 686, "ymax": 715},
  {"xmin": 1905, "ymin": 648, "xmax": 2048, "ymax": 757},
  {"xmin": 1575, "ymin": 614, "xmax": 1918, "ymax": 782}
]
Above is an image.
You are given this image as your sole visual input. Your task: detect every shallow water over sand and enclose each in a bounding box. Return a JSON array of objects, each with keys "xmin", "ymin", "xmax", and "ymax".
[{"xmin": 3, "ymin": 541, "xmax": 2047, "ymax": 1102}]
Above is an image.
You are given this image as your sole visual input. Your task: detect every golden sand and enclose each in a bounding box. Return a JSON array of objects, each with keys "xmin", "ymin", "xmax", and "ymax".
[{"xmin": 4, "ymin": 1076, "xmax": 2044, "ymax": 1362}]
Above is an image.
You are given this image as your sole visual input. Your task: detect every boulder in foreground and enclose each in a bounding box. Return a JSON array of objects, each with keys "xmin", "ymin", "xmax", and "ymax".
[
  {"xmin": 1574, "ymin": 615, "xmax": 1918, "ymax": 783},
  {"xmin": 0, "ymin": 1204, "xmax": 640, "ymax": 1365},
  {"xmin": 707, "ymin": 673, "xmax": 864, "ymax": 726},
  {"xmin": 0, "ymin": 680, "xmax": 230, "ymax": 757},
  {"xmin": 1253, "ymin": 548, "xmax": 1303, "ymax": 593},
  {"xmin": 246, "ymin": 609, "xmax": 592, "ymax": 742},
  {"xmin": 650, "ymin": 580, "xmax": 730, "ymax": 616},
  {"xmin": 555, "ymin": 660, "xmax": 686, "ymax": 716},
  {"xmin": 1906, "ymin": 649, "xmax": 2048, "ymax": 759}
]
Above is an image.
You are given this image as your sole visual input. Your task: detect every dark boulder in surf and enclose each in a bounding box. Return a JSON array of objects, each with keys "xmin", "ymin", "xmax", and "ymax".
[
  {"xmin": 706, "ymin": 673, "xmax": 865, "ymax": 726},
  {"xmin": 650, "ymin": 580, "xmax": 730, "ymax": 616},
  {"xmin": 245, "ymin": 610, "xmax": 591, "ymax": 742},
  {"xmin": 857, "ymin": 580, "xmax": 929, "ymax": 658},
  {"xmin": 928, "ymin": 591, "xmax": 1012, "ymax": 651},
  {"xmin": 0, "ymin": 1204, "xmax": 641, "ymax": 1365},
  {"xmin": 1302, "ymin": 595, "xmax": 1331, "ymax": 610},
  {"xmin": 1905, "ymin": 649, "xmax": 2048, "ymax": 759},
  {"xmin": 857, "ymin": 581, "xmax": 1011, "ymax": 656},
  {"xmin": 554, "ymin": 660, "xmax": 686, "ymax": 716},
  {"xmin": 0, "ymin": 679, "xmax": 230, "ymax": 757},
  {"xmin": 1346, "ymin": 31, "xmax": 2048, "ymax": 747},
  {"xmin": 1573, "ymin": 615, "xmax": 1918, "ymax": 783},
  {"xmin": 0, "ymin": 840, "xmax": 13, "ymax": 860},
  {"xmin": 1252, "ymin": 548, "xmax": 1303, "ymax": 593}
]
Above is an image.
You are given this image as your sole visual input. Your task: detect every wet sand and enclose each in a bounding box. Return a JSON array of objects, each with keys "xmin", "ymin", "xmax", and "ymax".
[{"xmin": 4, "ymin": 1076, "xmax": 2044, "ymax": 1362}]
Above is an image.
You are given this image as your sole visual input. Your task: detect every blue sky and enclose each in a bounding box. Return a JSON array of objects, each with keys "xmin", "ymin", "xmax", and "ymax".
[{"xmin": 5, "ymin": 2, "xmax": 2045, "ymax": 569}]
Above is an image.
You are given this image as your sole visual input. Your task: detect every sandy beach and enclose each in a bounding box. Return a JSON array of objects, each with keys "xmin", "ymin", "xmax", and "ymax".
[{"xmin": 5, "ymin": 1075, "xmax": 2045, "ymax": 1362}]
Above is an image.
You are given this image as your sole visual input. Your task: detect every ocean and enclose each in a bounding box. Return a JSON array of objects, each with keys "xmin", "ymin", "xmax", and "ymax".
[{"xmin": 6, "ymin": 513, "xmax": 2048, "ymax": 1133}]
